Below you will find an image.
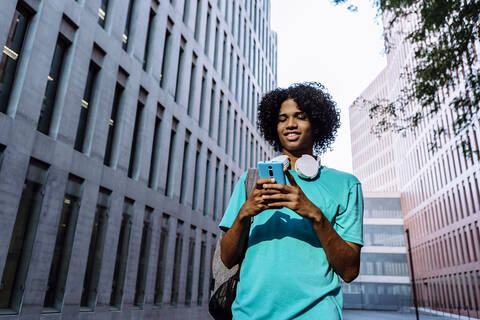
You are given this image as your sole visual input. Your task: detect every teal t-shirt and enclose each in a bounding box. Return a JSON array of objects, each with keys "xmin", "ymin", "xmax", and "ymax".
[{"xmin": 219, "ymin": 166, "xmax": 364, "ymax": 320}]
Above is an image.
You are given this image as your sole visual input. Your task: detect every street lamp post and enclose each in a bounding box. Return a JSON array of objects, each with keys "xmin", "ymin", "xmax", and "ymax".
[{"xmin": 406, "ymin": 228, "xmax": 419, "ymax": 320}]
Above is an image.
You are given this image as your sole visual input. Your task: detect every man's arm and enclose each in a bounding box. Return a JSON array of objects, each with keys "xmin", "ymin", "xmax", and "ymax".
[
  {"xmin": 220, "ymin": 178, "xmax": 272, "ymax": 269},
  {"xmin": 310, "ymin": 210, "xmax": 361, "ymax": 282}
]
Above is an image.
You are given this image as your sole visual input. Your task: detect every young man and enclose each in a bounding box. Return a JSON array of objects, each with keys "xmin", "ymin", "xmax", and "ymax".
[{"xmin": 219, "ymin": 82, "xmax": 363, "ymax": 319}]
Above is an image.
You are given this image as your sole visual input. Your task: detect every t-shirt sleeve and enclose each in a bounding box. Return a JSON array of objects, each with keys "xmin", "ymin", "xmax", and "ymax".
[
  {"xmin": 219, "ymin": 172, "xmax": 247, "ymax": 232},
  {"xmin": 333, "ymin": 183, "xmax": 364, "ymax": 246}
]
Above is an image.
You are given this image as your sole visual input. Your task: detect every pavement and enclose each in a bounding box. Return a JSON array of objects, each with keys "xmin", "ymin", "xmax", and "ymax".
[{"xmin": 343, "ymin": 309, "xmax": 468, "ymax": 320}]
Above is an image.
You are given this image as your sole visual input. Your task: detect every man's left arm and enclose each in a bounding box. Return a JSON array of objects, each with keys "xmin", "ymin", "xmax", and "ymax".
[{"xmin": 262, "ymin": 171, "xmax": 362, "ymax": 282}]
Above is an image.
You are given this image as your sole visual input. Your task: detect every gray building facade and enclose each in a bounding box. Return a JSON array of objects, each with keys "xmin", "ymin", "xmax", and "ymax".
[
  {"xmin": 342, "ymin": 194, "xmax": 412, "ymax": 311},
  {"xmin": 0, "ymin": 0, "xmax": 277, "ymax": 319}
]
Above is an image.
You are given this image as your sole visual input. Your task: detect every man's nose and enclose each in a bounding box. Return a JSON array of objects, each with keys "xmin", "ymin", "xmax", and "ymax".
[{"xmin": 286, "ymin": 117, "xmax": 297, "ymax": 128}]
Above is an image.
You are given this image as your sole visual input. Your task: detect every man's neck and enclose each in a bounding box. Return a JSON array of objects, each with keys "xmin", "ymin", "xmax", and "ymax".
[{"xmin": 281, "ymin": 148, "xmax": 314, "ymax": 169}]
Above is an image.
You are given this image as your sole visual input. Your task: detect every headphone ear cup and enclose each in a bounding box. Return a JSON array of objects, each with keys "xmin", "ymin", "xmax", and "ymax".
[{"xmin": 295, "ymin": 155, "xmax": 319, "ymax": 180}]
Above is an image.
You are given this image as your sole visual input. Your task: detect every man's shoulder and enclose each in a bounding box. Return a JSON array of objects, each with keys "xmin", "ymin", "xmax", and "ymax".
[{"xmin": 319, "ymin": 166, "xmax": 361, "ymax": 189}]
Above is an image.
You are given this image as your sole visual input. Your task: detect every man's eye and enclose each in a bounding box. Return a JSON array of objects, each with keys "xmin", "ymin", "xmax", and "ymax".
[
  {"xmin": 278, "ymin": 117, "xmax": 286, "ymax": 122},
  {"xmin": 297, "ymin": 114, "xmax": 307, "ymax": 119}
]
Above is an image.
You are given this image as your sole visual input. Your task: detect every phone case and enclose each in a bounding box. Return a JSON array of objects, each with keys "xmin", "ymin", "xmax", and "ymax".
[{"xmin": 257, "ymin": 161, "xmax": 286, "ymax": 184}]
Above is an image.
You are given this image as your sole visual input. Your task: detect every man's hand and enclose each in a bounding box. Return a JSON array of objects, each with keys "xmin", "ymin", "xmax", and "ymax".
[
  {"xmin": 261, "ymin": 171, "xmax": 319, "ymax": 221},
  {"xmin": 237, "ymin": 177, "xmax": 275, "ymax": 222}
]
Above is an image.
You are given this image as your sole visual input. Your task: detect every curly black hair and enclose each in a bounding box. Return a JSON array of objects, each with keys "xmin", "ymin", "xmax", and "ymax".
[{"xmin": 257, "ymin": 82, "xmax": 341, "ymax": 155}]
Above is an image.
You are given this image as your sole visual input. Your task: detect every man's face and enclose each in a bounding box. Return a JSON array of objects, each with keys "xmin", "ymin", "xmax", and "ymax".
[{"xmin": 276, "ymin": 99, "xmax": 314, "ymax": 154}]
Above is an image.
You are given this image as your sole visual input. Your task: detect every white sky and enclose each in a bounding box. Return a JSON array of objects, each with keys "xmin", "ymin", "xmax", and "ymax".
[{"xmin": 270, "ymin": 0, "xmax": 387, "ymax": 173}]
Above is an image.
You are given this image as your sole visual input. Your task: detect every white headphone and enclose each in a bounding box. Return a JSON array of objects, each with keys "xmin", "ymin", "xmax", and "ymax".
[{"xmin": 270, "ymin": 154, "xmax": 321, "ymax": 180}]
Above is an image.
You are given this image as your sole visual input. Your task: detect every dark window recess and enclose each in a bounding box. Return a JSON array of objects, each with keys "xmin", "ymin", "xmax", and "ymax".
[
  {"xmin": 170, "ymin": 222, "xmax": 183, "ymax": 306},
  {"xmin": 43, "ymin": 175, "xmax": 84, "ymax": 311},
  {"xmin": 128, "ymin": 99, "xmax": 145, "ymax": 179},
  {"xmin": 80, "ymin": 188, "xmax": 111, "ymax": 310},
  {"xmin": 203, "ymin": 151, "xmax": 212, "ymax": 215},
  {"xmin": 179, "ymin": 131, "xmax": 191, "ymax": 204},
  {"xmin": 184, "ymin": 228, "xmax": 196, "ymax": 306},
  {"xmin": 148, "ymin": 107, "xmax": 163, "ymax": 188},
  {"xmin": 174, "ymin": 45, "xmax": 184, "ymax": 102},
  {"xmin": 198, "ymin": 73, "xmax": 207, "ymax": 127},
  {"xmin": 160, "ymin": 28, "xmax": 171, "ymax": 88},
  {"xmin": 192, "ymin": 141, "xmax": 202, "ymax": 210},
  {"xmin": 154, "ymin": 215, "xmax": 169, "ymax": 306},
  {"xmin": 187, "ymin": 56, "xmax": 197, "ymax": 115},
  {"xmin": 122, "ymin": 0, "xmax": 135, "ymax": 50},
  {"xmin": 165, "ymin": 119, "xmax": 178, "ymax": 197},
  {"xmin": 109, "ymin": 198, "xmax": 134, "ymax": 309},
  {"xmin": 38, "ymin": 36, "xmax": 68, "ymax": 135},
  {"xmin": 143, "ymin": 9, "xmax": 155, "ymax": 70},
  {"xmin": 0, "ymin": 144, "xmax": 6, "ymax": 171},
  {"xmin": 197, "ymin": 238, "xmax": 206, "ymax": 306},
  {"xmin": 208, "ymin": 83, "xmax": 216, "ymax": 137},
  {"xmin": 194, "ymin": 0, "xmax": 202, "ymax": 41},
  {"xmin": 74, "ymin": 62, "xmax": 99, "ymax": 152},
  {"xmin": 0, "ymin": 6, "xmax": 29, "ymax": 113},
  {"xmin": 0, "ymin": 159, "xmax": 49, "ymax": 312},
  {"xmin": 133, "ymin": 207, "xmax": 153, "ymax": 308},
  {"xmin": 98, "ymin": 0, "xmax": 109, "ymax": 27},
  {"xmin": 104, "ymin": 83, "xmax": 124, "ymax": 166}
]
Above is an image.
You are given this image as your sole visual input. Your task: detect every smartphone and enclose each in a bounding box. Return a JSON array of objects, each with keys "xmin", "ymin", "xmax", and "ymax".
[{"xmin": 257, "ymin": 161, "xmax": 286, "ymax": 184}]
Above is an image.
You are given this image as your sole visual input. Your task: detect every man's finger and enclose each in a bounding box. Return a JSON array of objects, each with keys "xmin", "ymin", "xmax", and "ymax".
[
  {"xmin": 285, "ymin": 170, "xmax": 298, "ymax": 187},
  {"xmin": 256, "ymin": 178, "xmax": 275, "ymax": 189}
]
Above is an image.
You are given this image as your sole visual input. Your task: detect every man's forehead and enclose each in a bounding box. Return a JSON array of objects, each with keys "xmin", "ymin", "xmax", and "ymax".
[{"xmin": 279, "ymin": 100, "xmax": 304, "ymax": 115}]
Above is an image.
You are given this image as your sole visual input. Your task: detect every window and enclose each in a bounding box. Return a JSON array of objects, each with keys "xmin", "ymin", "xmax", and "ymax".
[
  {"xmin": 208, "ymin": 81, "xmax": 216, "ymax": 137},
  {"xmin": 228, "ymin": 45, "xmax": 234, "ymax": 91},
  {"xmin": 43, "ymin": 174, "xmax": 84, "ymax": 311},
  {"xmin": 143, "ymin": 8, "xmax": 156, "ymax": 70},
  {"xmin": 122, "ymin": 0, "xmax": 135, "ymax": 50},
  {"xmin": 193, "ymin": 140, "xmax": 203, "ymax": 210},
  {"xmin": 203, "ymin": 150, "xmax": 212, "ymax": 216},
  {"xmin": 187, "ymin": 53, "xmax": 198, "ymax": 115},
  {"xmin": 148, "ymin": 105, "xmax": 164, "ymax": 189},
  {"xmin": 232, "ymin": 112, "xmax": 238, "ymax": 161},
  {"xmin": 170, "ymin": 220, "xmax": 184, "ymax": 306},
  {"xmin": 222, "ymin": 165, "xmax": 229, "ymax": 214},
  {"xmin": 98, "ymin": 0, "xmax": 109, "ymax": 27},
  {"xmin": 0, "ymin": 159, "xmax": 49, "ymax": 313},
  {"xmin": 38, "ymin": 35, "xmax": 69, "ymax": 135},
  {"xmin": 104, "ymin": 76, "xmax": 126, "ymax": 166},
  {"xmin": 225, "ymin": 101, "xmax": 231, "ymax": 153},
  {"xmin": 80, "ymin": 187, "xmax": 111, "ymax": 310},
  {"xmin": 74, "ymin": 60, "xmax": 100, "ymax": 152},
  {"xmin": 213, "ymin": 20, "xmax": 220, "ymax": 69},
  {"xmin": 128, "ymin": 89, "xmax": 147, "ymax": 179},
  {"xmin": 197, "ymin": 232, "xmax": 207, "ymax": 305},
  {"xmin": 184, "ymin": 227, "xmax": 196, "ymax": 306},
  {"xmin": 160, "ymin": 19, "xmax": 173, "ymax": 87},
  {"xmin": 0, "ymin": 144, "xmax": 5, "ymax": 170},
  {"xmin": 221, "ymin": 33, "xmax": 227, "ymax": 80},
  {"xmin": 204, "ymin": 5, "xmax": 212, "ymax": 56},
  {"xmin": 199, "ymin": 68, "xmax": 207, "ymax": 128},
  {"xmin": 0, "ymin": 5, "xmax": 29, "ymax": 113},
  {"xmin": 194, "ymin": 0, "xmax": 202, "ymax": 41},
  {"xmin": 180, "ymin": 130, "xmax": 191, "ymax": 204},
  {"xmin": 134, "ymin": 206, "xmax": 154, "ymax": 308},
  {"xmin": 154, "ymin": 214, "xmax": 170, "ymax": 305},
  {"xmin": 110, "ymin": 198, "xmax": 134, "ymax": 309},
  {"xmin": 165, "ymin": 118, "xmax": 178, "ymax": 197},
  {"xmin": 213, "ymin": 158, "xmax": 221, "ymax": 220},
  {"xmin": 217, "ymin": 92, "xmax": 224, "ymax": 146},
  {"xmin": 174, "ymin": 37, "xmax": 186, "ymax": 102}
]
